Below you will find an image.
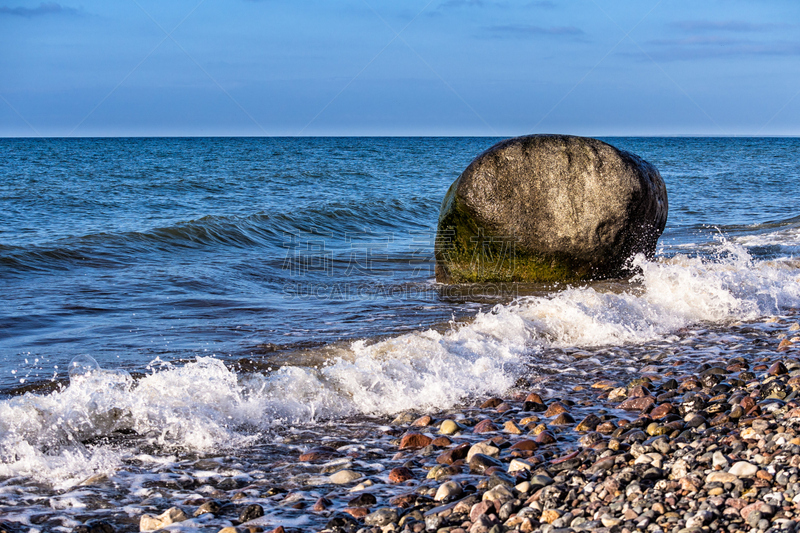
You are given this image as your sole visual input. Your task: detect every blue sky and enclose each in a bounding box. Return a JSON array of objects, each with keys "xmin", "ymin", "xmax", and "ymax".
[{"xmin": 1, "ymin": 0, "xmax": 798, "ymax": 136}]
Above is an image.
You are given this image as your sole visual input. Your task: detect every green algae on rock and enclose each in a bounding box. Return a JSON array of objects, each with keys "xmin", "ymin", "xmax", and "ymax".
[{"xmin": 435, "ymin": 135, "xmax": 668, "ymax": 283}]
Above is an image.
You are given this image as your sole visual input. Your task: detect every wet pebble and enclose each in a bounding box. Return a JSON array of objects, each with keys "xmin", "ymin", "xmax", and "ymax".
[
  {"xmin": 329, "ymin": 469, "xmax": 362, "ymax": 484},
  {"xmin": 139, "ymin": 507, "xmax": 187, "ymax": 531}
]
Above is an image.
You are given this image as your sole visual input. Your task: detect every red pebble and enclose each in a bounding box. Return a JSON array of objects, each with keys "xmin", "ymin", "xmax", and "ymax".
[
  {"xmin": 472, "ymin": 419, "xmax": 498, "ymax": 434},
  {"xmin": 343, "ymin": 507, "xmax": 369, "ymax": 518},
  {"xmin": 399, "ymin": 432, "xmax": 433, "ymax": 450},
  {"xmin": 389, "ymin": 466, "xmax": 414, "ymax": 483}
]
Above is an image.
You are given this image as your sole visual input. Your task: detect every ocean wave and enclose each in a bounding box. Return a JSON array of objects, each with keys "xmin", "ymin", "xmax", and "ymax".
[
  {"xmin": 754, "ymin": 213, "xmax": 800, "ymax": 228},
  {"xmin": 731, "ymin": 218, "xmax": 800, "ymax": 250},
  {"xmin": 0, "ymin": 199, "xmax": 435, "ymax": 273},
  {"xmin": 2, "ymin": 242, "xmax": 799, "ymax": 487}
]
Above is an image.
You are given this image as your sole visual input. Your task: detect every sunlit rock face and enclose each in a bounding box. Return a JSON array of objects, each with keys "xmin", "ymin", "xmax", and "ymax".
[{"xmin": 435, "ymin": 135, "xmax": 668, "ymax": 283}]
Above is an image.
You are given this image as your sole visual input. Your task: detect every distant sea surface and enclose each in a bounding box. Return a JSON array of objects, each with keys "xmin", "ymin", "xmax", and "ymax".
[{"xmin": 1, "ymin": 136, "xmax": 800, "ymax": 508}]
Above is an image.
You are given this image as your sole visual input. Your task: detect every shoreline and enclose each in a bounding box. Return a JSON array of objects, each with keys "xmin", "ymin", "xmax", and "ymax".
[{"xmin": 6, "ymin": 315, "xmax": 797, "ymax": 533}]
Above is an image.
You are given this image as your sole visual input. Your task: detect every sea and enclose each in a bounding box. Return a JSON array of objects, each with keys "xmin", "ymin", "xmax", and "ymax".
[{"xmin": 1, "ymin": 137, "xmax": 800, "ymax": 530}]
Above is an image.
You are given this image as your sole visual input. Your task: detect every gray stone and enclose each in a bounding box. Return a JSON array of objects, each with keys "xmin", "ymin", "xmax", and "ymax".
[
  {"xmin": 193, "ymin": 500, "xmax": 221, "ymax": 517},
  {"xmin": 483, "ymin": 484, "xmax": 515, "ymax": 505},
  {"xmin": 434, "ymin": 481, "xmax": 462, "ymax": 502},
  {"xmin": 435, "ymin": 134, "xmax": 667, "ymax": 283},
  {"xmin": 685, "ymin": 510, "xmax": 713, "ymax": 528},
  {"xmin": 729, "ymin": 461, "xmax": 759, "ymax": 478},
  {"xmin": 469, "ymin": 453, "xmax": 504, "ymax": 474},
  {"xmin": 238, "ymin": 504, "xmax": 264, "ymax": 523},
  {"xmin": 466, "ymin": 442, "xmax": 500, "ymax": 462},
  {"xmin": 529, "ymin": 474, "xmax": 554, "ymax": 490},
  {"xmin": 712, "ymin": 451, "xmax": 729, "ymax": 469},
  {"xmin": 329, "ymin": 469, "xmax": 362, "ymax": 484},
  {"xmin": 746, "ymin": 510, "xmax": 762, "ymax": 528},
  {"xmin": 364, "ymin": 508, "xmax": 398, "ymax": 527}
]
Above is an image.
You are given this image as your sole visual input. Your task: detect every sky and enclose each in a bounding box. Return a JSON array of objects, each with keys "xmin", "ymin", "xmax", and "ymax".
[{"xmin": 1, "ymin": 0, "xmax": 799, "ymax": 136}]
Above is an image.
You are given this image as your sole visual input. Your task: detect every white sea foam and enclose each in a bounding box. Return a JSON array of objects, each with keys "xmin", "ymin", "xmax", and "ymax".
[
  {"xmin": 733, "ymin": 223, "xmax": 800, "ymax": 252},
  {"xmin": 2, "ymin": 242, "xmax": 800, "ymax": 487}
]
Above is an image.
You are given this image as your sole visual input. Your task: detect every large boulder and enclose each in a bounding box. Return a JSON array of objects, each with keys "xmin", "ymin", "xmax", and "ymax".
[{"xmin": 435, "ymin": 135, "xmax": 667, "ymax": 283}]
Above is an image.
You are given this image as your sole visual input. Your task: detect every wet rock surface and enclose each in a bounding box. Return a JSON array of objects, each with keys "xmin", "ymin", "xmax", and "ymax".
[{"xmin": 435, "ymin": 134, "xmax": 668, "ymax": 283}]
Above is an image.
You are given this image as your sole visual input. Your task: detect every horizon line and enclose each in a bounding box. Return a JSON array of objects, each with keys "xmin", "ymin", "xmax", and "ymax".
[{"xmin": 2, "ymin": 133, "xmax": 799, "ymax": 139}]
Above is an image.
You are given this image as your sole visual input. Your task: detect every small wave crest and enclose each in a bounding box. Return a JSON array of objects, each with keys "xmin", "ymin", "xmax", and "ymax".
[{"xmin": 732, "ymin": 221, "xmax": 800, "ymax": 253}]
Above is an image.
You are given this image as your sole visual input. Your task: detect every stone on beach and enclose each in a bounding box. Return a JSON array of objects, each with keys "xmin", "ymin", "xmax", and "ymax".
[
  {"xmin": 509, "ymin": 439, "xmax": 538, "ymax": 451},
  {"xmin": 534, "ymin": 430, "xmax": 557, "ymax": 444},
  {"xmin": 472, "ymin": 418, "xmax": 498, "ymax": 433},
  {"xmin": 74, "ymin": 521, "xmax": 115, "ymax": 533},
  {"xmin": 399, "ymin": 432, "xmax": 432, "ymax": 449},
  {"xmin": 705, "ymin": 471, "xmax": 738, "ymax": 484},
  {"xmin": 388, "ymin": 466, "xmax": 414, "ymax": 483},
  {"xmin": 543, "ymin": 401, "xmax": 568, "ymax": 417},
  {"xmin": 435, "ymin": 134, "xmax": 667, "ymax": 282},
  {"xmin": 434, "ymin": 480, "xmax": 463, "ymax": 501},
  {"xmin": 329, "ymin": 469, "xmax": 362, "ymax": 484},
  {"xmin": 482, "ymin": 484, "xmax": 514, "ymax": 505},
  {"xmin": 238, "ymin": 503, "xmax": 264, "ymax": 522},
  {"xmin": 469, "ymin": 453, "xmax": 504, "ymax": 474},
  {"xmin": 431, "ymin": 435, "xmax": 452, "ymax": 447},
  {"xmin": 364, "ymin": 508, "xmax": 398, "ymax": 527},
  {"xmin": 549, "ymin": 412, "xmax": 575, "ymax": 425},
  {"xmin": 466, "ymin": 441, "xmax": 500, "ymax": 462},
  {"xmin": 480, "ymin": 397, "xmax": 503, "ymax": 408},
  {"xmin": 299, "ymin": 446, "xmax": 341, "ymax": 462},
  {"xmin": 411, "ymin": 414, "xmax": 433, "ymax": 426},
  {"xmin": 507, "ymin": 458, "xmax": 533, "ymax": 473},
  {"xmin": 437, "ymin": 442, "xmax": 470, "ymax": 464},
  {"xmin": 618, "ymin": 395, "xmax": 655, "ymax": 410},
  {"xmin": 193, "ymin": 500, "xmax": 221, "ymax": 517},
  {"xmin": 728, "ymin": 461, "xmax": 759, "ymax": 478},
  {"xmin": 139, "ymin": 507, "xmax": 187, "ymax": 531},
  {"xmin": 575, "ymin": 413, "xmax": 601, "ymax": 431},
  {"xmin": 439, "ymin": 419, "xmax": 461, "ymax": 435},
  {"xmin": 347, "ymin": 493, "xmax": 376, "ymax": 508}
]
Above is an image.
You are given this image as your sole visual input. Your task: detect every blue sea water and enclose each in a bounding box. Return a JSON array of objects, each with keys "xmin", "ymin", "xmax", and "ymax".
[
  {"xmin": 0, "ymin": 138, "xmax": 493, "ymax": 389},
  {"xmin": 2, "ymin": 137, "xmax": 798, "ymax": 393},
  {"xmin": 1, "ymin": 137, "xmax": 800, "ymax": 528}
]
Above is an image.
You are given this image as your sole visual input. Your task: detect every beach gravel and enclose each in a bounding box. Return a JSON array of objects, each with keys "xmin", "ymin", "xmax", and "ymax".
[{"xmin": 297, "ymin": 347, "xmax": 800, "ymax": 532}]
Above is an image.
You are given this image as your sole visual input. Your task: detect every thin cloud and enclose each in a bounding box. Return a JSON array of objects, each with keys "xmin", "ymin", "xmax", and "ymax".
[
  {"xmin": 671, "ymin": 20, "xmax": 791, "ymax": 33},
  {"xmin": 487, "ymin": 24, "xmax": 583, "ymax": 37},
  {"xmin": 650, "ymin": 36, "xmax": 746, "ymax": 47},
  {"xmin": 645, "ymin": 18, "xmax": 799, "ymax": 60},
  {"xmin": 0, "ymin": 2, "xmax": 79, "ymax": 16},
  {"xmin": 644, "ymin": 38, "xmax": 800, "ymax": 60}
]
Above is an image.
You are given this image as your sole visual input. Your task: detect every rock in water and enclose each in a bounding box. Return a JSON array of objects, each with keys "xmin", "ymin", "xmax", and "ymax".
[{"xmin": 435, "ymin": 135, "xmax": 667, "ymax": 283}]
